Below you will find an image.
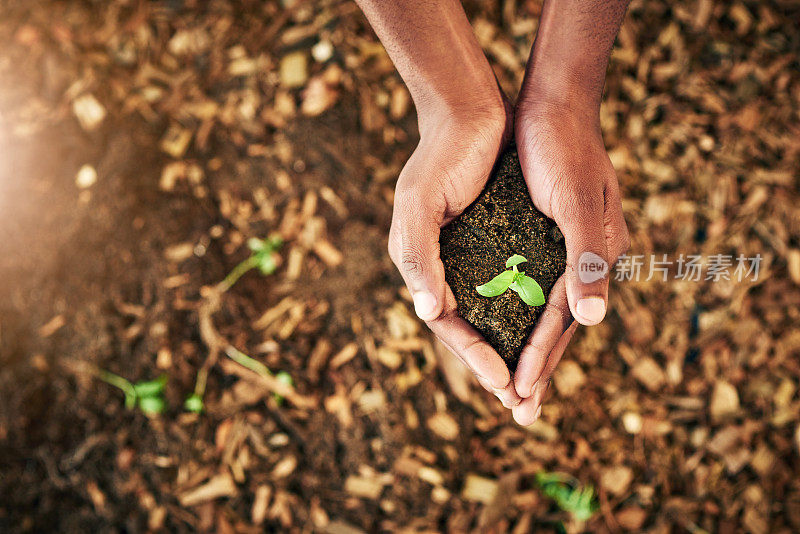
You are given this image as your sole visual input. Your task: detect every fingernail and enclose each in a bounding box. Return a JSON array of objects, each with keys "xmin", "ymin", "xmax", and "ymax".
[
  {"xmin": 412, "ymin": 291, "xmax": 437, "ymax": 321},
  {"xmin": 529, "ymin": 380, "xmax": 538, "ymax": 399},
  {"xmin": 534, "ymin": 405, "xmax": 542, "ymax": 421},
  {"xmin": 576, "ymin": 296, "xmax": 606, "ymax": 325}
]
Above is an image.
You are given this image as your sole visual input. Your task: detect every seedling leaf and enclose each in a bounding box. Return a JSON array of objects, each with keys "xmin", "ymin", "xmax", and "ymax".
[
  {"xmin": 535, "ymin": 471, "xmax": 598, "ymax": 522},
  {"xmin": 133, "ymin": 375, "xmax": 167, "ymax": 398},
  {"xmin": 247, "ymin": 237, "xmax": 266, "ymax": 252},
  {"xmin": 506, "ymin": 254, "xmax": 527, "ymax": 268},
  {"xmin": 272, "ymin": 371, "xmax": 294, "ymax": 406},
  {"xmin": 256, "ymin": 252, "xmax": 278, "ymax": 275},
  {"xmin": 184, "ymin": 393, "xmax": 204, "ymax": 413},
  {"xmin": 513, "ymin": 275, "xmax": 545, "ymax": 306},
  {"xmin": 476, "ymin": 270, "xmax": 515, "ymax": 297},
  {"xmin": 138, "ymin": 396, "xmax": 166, "ymax": 415}
]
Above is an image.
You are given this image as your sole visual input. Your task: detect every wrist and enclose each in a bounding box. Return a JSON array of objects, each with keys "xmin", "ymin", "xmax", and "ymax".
[
  {"xmin": 416, "ymin": 84, "xmax": 508, "ymax": 143},
  {"xmin": 515, "ymin": 80, "xmax": 601, "ymax": 133}
]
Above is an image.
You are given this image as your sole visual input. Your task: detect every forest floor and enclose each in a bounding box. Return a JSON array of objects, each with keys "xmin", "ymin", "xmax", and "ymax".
[{"xmin": 0, "ymin": 0, "xmax": 799, "ymax": 532}]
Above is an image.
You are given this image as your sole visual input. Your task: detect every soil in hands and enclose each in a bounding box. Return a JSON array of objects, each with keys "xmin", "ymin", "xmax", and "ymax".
[{"xmin": 440, "ymin": 146, "xmax": 567, "ymax": 371}]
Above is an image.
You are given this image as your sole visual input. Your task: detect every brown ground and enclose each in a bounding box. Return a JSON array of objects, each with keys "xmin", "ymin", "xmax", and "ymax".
[
  {"xmin": 0, "ymin": 0, "xmax": 799, "ymax": 533},
  {"xmin": 441, "ymin": 147, "xmax": 566, "ymax": 369}
]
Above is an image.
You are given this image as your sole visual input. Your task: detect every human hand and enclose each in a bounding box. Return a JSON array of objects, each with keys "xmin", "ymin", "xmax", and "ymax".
[
  {"xmin": 510, "ymin": 100, "xmax": 629, "ymax": 425},
  {"xmin": 388, "ymin": 98, "xmax": 525, "ymax": 409}
]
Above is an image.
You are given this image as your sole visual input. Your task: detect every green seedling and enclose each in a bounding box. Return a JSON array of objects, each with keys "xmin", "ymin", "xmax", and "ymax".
[
  {"xmin": 187, "ymin": 235, "xmax": 287, "ymax": 414},
  {"xmin": 476, "ymin": 254, "xmax": 545, "ymax": 306},
  {"xmin": 225, "ymin": 345, "xmax": 293, "ymax": 404},
  {"xmin": 184, "ymin": 393, "xmax": 204, "ymax": 413},
  {"xmin": 273, "ymin": 371, "xmax": 294, "ymax": 406},
  {"xmin": 97, "ymin": 370, "xmax": 167, "ymax": 416},
  {"xmin": 535, "ymin": 472, "xmax": 599, "ymax": 522},
  {"xmin": 217, "ymin": 235, "xmax": 283, "ymax": 292}
]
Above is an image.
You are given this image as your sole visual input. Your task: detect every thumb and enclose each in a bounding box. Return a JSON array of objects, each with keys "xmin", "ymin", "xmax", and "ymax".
[
  {"xmin": 553, "ymin": 184, "xmax": 610, "ymax": 326},
  {"xmin": 389, "ymin": 191, "xmax": 446, "ymax": 322}
]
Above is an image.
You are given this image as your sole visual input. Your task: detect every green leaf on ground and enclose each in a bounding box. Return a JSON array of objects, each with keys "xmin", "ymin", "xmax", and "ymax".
[
  {"xmin": 138, "ymin": 396, "xmax": 166, "ymax": 415},
  {"xmin": 184, "ymin": 393, "xmax": 204, "ymax": 413},
  {"xmin": 133, "ymin": 375, "xmax": 167, "ymax": 398}
]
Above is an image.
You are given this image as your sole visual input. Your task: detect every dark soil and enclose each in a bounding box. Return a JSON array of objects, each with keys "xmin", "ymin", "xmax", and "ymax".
[{"xmin": 440, "ymin": 147, "xmax": 567, "ymax": 370}]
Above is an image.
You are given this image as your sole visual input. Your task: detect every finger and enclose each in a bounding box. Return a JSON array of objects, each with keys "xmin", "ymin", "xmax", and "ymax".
[
  {"xmin": 532, "ymin": 321, "xmax": 578, "ymax": 399},
  {"xmin": 427, "ymin": 285, "xmax": 511, "ymax": 391},
  {"xmin": 441, "ymin": 341, "xmax": 518, "ymax": 407},
  {"xmin": 389, "ymin": 189, "xmax": 447, "ymax": 322},
  {"xmin": 477, "ymin": 375, "xmax": 521, "ymax": 409},
  {"xmin": 512, "ymin": 321, "xmax": 577, "ymax": 425},
  {"xmin": 512, "ymin": 379, "xmax": 550, "ymax": 426},
  {"xmin": 513, "ymin": 276, "xmax": 572, "ymax": 397},
  {"xmin": 552, "ymin": 180, "xmax": 610, "ymax": 327}
]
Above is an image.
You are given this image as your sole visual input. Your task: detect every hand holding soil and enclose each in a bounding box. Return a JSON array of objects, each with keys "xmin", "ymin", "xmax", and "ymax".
[
  {"xmin": 387, "ymin": 109, "xmax": 525, "ymax": 410},
  {"xmin": 509, "ymin": 102, "xmax": 630, "ymax": 424},
  {"xmin": 359, "ymin": 0, "xmax": 632, "ymax": 424}
]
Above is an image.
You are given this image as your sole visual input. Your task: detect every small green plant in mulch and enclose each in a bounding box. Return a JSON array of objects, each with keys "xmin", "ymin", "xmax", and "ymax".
[
  {"xmin": 96, "ymin": 371, "xmax": 167, "ymax": 416},
  {"xmin": 216, "ymin": 235, "xmax": 283, "ymax": 293},
  {"xmin": 535, "ymin": 472, "xmax": 599, "ymax": 523},
  {"xmin": 223, "ymin": 345, "xmax": 294, "ymax": 405},
  {"xmin": 476, "ymin": 254, "xmax": 545, "ymax": 306},
  {"xmin": 185, "ymin": 234, "xmax": 292, "ymax": 413}
]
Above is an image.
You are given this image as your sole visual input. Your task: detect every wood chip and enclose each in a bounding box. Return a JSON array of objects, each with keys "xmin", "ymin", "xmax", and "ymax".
[
  {"xmin": 788, "ymin": 249, "xmax": 800, "ymax": 284},
  {"xmin": 600, "ymin": 465, "xmax": 634, "ymax": 496},
  {"xmin": 553, "ymin": 360, "xmax": 586, "ymax": 396},
  {"xmin": 313, "ymin": 239, "xmax": 343, "ymax": 267},
  {"xmin": 38, "ymin": 315, "xmax": 66, "ymax": 338},
  {"xmin": 279, "ymin": 51, "xmax": 308, "ymax": 88},
  {"xmin": 631, "ymin": 357, "xmax": 666, "ymax": 391},
  {"xmin": 427, "ymin": 412, "xmax": 459, "ymax": 441},
  {"xmin": 72, "ymin": 93, "xmax": 106, "ymax": 131},
  {"xmin": 178, "ymin": 473, "xmax": 237, "ymax": 507},
  {"xmin": 271, "ymin": 456, "xmax": 297, "ymax": 479},
  {"xmin": 344, "ymin": 475, "xmax": 384, "ymax": 500},
  {"xmin": 251, "ymin": 485, "xmax": 272, "ymax": 525},
  {"xmin": 75, "ymin": 164, "xmax": 97, "ymax": 189},
  {"xmin": 616, "ymin": 506, "xmax": 648, "ymax": 530},
  {"xmin": 461, "ymin": 474, "xmax": 498, "ymax": 504},
  {"xmin": 622, "ymin": 412, "xmax": 643, "ymax": 434},
  {"xmin": 324, "ymin": 520, "xmax": 367, "ymax": 534},
  {"xmin": 330, "ymin": 343, "xmax": 359, "ymax": 369},
  {"xmin": 159, "ymin": 124, "xmax": 193, "ymax": 158},
  {"xmin": 710, "ymin": 380, "xmax": 740, "ymax": 421}
]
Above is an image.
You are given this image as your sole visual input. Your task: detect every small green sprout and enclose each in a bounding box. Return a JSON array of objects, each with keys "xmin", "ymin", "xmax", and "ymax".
[
  {"xmin": 97, "ymin": 371, "xmax": 167, "ymax": 416},
  {"xmin": 273, "ymin": 371, "xmax": 294, "ymax": 406},
  {"xmin": 224, "ymin": 345, "xmax": 294, "ymax": 406},
  {"xmin": 184, "ymin": 393, "xmax": 204, "ymax": 413},
  {"xmin": 535, "ymin": 472, "xmax": 599, "ymax": 522},
  {"xmin": 476, "ymin": 254, "xmax": 545, "ymax": 306},
  {"xmin": 217, "ymin": 235, "xmax": 283, "ymax": 292}
]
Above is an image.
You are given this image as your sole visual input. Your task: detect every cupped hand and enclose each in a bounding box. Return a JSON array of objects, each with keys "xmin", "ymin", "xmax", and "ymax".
[
  {"xmin": 510, "ymin": 100, "xmax": 630, "ymax": 425},
  {"xmin": 388, "ymin": 101, "xmax": 524, "ymax": 409}
]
